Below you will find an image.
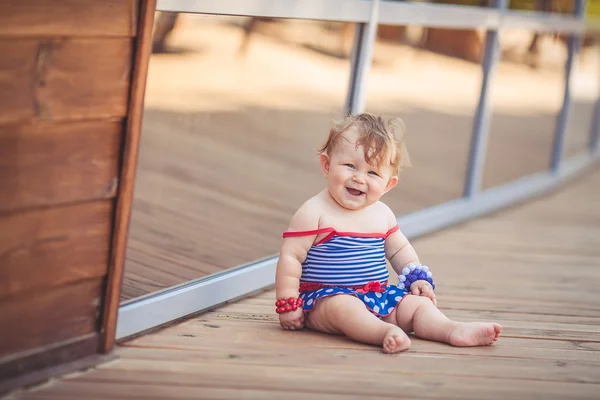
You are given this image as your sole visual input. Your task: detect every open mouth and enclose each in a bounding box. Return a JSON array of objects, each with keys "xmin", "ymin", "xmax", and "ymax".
[{"xmin": 346, "ymin": 187, "xmax": 365, "ymax": 196}]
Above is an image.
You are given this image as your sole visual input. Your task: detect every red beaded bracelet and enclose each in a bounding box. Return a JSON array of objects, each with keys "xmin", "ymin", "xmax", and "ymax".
[{"xmin": 275, "ymin": 297, "xmax": 303, "ymax": 314}]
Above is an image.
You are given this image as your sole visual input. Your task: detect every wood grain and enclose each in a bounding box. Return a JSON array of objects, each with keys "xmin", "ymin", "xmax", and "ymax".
[
  {"xmin": 0, "ymin": 40, "xmax": 38, "ymax": 123},
  {"xmin": 0, "ymin": 121, "xmax": 122, "ymax": 211},
  {"xmin": 11, "ymin": 164, "xmax": 600, "ymax": 400},
  {"xmin": 101, "ymin": 0, "xmax": 157, "ymax": 353},
  {"xmin": 0, "ymin": 0, "xmax": 137, "ymax": 37},
  {"xmin": 0, "ymin": 38, "xmax": 131, "ymax": 125},
  {"xmin": 36, "ymin": 38, "xmax": 132, "ymax": 122},
  {"xmin": 11, "ymin": 383, "xmax": 600, "ymax": 400},
  {"xmin": 0, "ymin": 333, "xmax": 100, "ymax": 390},
  {"xmin": 0, "ymin": 200, "xmax": 112, "ymax": 300},
  {"xmin": 0, "ymin": 278, "xmax": 103, "ymax": 358},
  {"xmin": 0, "ymin": 0, "xmax": 140, "ymax": 387}
]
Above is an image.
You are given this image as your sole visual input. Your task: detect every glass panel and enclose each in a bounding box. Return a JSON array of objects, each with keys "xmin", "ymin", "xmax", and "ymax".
[
  {"xmin": 122, "ymin": 14, "xmax": 352, "ymax": 301},
  {"xmin": 482, "ymin": 28, "xmax": 567, "ymax": 189},
  {"xmin": 564, "ymin": 36, "xmax": 599, "ymax": 158},
  {"xmin": 419, "ymin": 0, "xmax": 575, "ymax": 13},
  {"xmin": 365, "ymin": 25, "xmax": 482, "ymax": 214},
  {"xmin": 507, "ymin": 0, "xmax": 576, "ymax": 12},
  {"xmin": 406, "ymin": 0, "xmax": 567, "ymax": 11}
]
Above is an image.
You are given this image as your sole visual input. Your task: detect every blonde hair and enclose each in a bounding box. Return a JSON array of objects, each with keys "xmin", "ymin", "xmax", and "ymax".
[{"xmin": 318, "ymin": 113, "xmax": 411, "ymax": 176}]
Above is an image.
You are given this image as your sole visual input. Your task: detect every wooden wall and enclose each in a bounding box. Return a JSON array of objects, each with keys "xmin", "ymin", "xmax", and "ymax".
[{"xmin": 0, "ymin": 0, "xmax": 155, "ymax": 390}]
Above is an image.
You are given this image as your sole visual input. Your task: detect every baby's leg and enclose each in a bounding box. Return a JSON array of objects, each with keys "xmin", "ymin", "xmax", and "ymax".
[
  {"xmin": 392, "ymin": 295, "xmax": 502, "ymax": 346},
  {"xmin": 305, "ymin": 294, "xmax": 411, "ymax": 353}
]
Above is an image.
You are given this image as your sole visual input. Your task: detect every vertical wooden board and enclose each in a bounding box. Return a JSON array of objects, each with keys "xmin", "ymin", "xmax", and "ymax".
[
  {"xmin": 0, "ymin": 278, "xmax": 103, "ymax": 358},
  {"xmin": 0, "ymin": 121, "xmax": 122, "ymax": 211},
  {"xmin": 0, "ymin": 0, "xmax": 138, "ymax": 37},
  {"xmin": 0, "ymin": 40, "xmax": 37, "ymax": 123},
  {"xmin": 36, "ymin": 38, "xmax": 132, "ymax": 121},
  {"xmin": 0, "ymin": 201, "xmax": 113, "ymax": 300},
  {"xmin": 101, "ymin": 0, "xmax": 157, "ymax": 353}
]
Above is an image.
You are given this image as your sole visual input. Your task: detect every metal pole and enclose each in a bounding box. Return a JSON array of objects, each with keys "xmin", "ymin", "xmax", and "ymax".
[
  {"xmin": 344, "ymin": 23, "xmax": 364, "ymax": 115},
  {"xmin": 550, "ymin": 0, "xmax": 586, "ymax": 172},
  {"xmin": 589, "ymin": 45, "xmax": 600, "ymax": 154},
  {"xmin": 463, "ymin": 0, "xmax": 508, "ymax": 198},
  {"xmin": 343, "ymin": 0, "xmax": 379, "ymax": 115}
]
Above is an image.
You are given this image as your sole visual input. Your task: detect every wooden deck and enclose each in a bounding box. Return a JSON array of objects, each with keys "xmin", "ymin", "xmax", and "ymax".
[
  {"xmin": 9, "ymin": 163, "xmax": 600, "ymax": 399},
  {"xmin": 121, "ymin": 17, "xmax": 600, "ymax": 300}
]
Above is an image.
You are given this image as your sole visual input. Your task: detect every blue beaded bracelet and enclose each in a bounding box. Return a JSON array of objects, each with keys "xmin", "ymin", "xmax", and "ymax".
[{"xmin": 397, "ymin": 262, "xmax": 435, "ymax": 291}]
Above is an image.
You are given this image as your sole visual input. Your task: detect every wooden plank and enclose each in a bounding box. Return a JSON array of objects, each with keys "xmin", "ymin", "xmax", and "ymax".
[
  {"xmin": 0, "ymin": 40, "xmax": 38, "ymax": 123},
  {"xmin": 8, "ymin": 383, "xmax": 383, "ymax": 400},
  {"xmin": 100, "ymin": 0, "xmax": 157, "ymax": 353},
  {"xmin": 50, "ymin": 360, "xmax": 600, "ymax": 400},
  {"xmin": 0, "ymin": 121, "xmax": 122, "ymax": 211},
  {"xmin": 440, "ymin": 308, "xmax": 600, "ymax": 327},
  {"xmin": 18, "ymin": 382, "xmax": 600, "ymax": 400},
  {"xmin": 0, "ymin": 201, "xmax": 113, "ymax": 300},
  {"xmin": 122, "ymin": 311, "xmax": 600, "ymax": 361},
  {"xmin": 0, "ymin": 278, "xmax": 103, "ymax": 358},
  {"xmin": 0, "ymin": 334, "xmax": 103, "ymax": 392},
  {"xmin": 437, "ymin": 298, "xmax": 600, "ymax": 319},
  {"xmin": 120, "ymin": 334, "xmax": 600, "ymax": 363},
  {"xmin": 0, "ymin": 0, "xmax": 137, "ymax": 37},
  {"xmin": 36, "ymin": 38, "xmax": 132, "ymax": 122},
  {"xmin": 128, "ymin": 310, "xmax": 600, "ymax": 343},
  {"xmin": 0, "ymin": 38, "xmax": 131, "ymax": 125},
  {"xmin": 110, "ymin": 346, "xmax": 600, "ymax": 383}
]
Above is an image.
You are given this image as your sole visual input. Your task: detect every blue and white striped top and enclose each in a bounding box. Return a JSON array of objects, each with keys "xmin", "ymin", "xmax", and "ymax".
[{"xmin": 282, "ymin": 226, "xmax": 399, "ymax": 287}]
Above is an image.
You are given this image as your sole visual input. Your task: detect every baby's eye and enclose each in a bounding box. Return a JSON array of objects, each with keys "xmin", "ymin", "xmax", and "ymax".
[
  {"xmin": 344, "ymin": 163, "xmax": 355, "ymax": 169},
  {"xmin": 368, "ymin": 171, "xmax": 380, "ymax": 177}
]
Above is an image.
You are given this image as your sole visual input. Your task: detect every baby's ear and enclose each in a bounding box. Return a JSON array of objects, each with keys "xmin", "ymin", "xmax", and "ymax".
[
  {"xmin": 384, "ymin": 175, "xmax": 398, "ymax": 193},
  {"xmin": 319, "ymin": 153, "xmax": 331, "ymax": 177}
]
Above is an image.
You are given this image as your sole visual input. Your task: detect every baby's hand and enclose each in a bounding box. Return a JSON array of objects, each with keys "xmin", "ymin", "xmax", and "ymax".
[
  {"xmin": 410, "ymin": 280, "xmax": 437, "ymax": 306},
  {"xmin": 279, "ymin": 307, "xmax": 305, "ymax": 330}
]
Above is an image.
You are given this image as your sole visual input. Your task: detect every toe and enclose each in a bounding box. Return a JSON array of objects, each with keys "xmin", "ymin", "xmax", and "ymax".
[{"xmin": 493, "ymin": 324, "xmax": 502, "ymax": 339}]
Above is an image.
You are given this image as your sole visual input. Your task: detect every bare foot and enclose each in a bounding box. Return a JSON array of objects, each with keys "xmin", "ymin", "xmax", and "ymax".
[
  {"xmin": 382, "ymin": 327, "xmax": 411, "ymax": 354},
  {"xmin": 448, "ymin": 322, "xmax": 502, "ymax": 347}
]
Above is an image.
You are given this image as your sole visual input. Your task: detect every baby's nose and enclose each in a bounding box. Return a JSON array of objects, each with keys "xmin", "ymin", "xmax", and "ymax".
[{"xmin": 352, "ymin": 174, "xmax": 365, "ymax": 183}]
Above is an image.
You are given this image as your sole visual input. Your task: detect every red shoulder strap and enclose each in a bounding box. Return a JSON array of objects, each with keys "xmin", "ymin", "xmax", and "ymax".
[
  {"xmin": 282, "ymin": 227, "xmax": 335, "ymax": 238},
  {"xmin": 385, "ymin": 224, "xmax": 400, "ymax": 237}
]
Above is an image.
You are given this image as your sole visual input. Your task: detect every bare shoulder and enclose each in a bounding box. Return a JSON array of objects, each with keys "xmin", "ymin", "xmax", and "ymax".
[
  {"xmin": 286, "ymin": 194, "xmax": 323, "ymax": 232},
  {"xmin": 373, "ymin": 201, "xmax": 398, "ymax": 230}
]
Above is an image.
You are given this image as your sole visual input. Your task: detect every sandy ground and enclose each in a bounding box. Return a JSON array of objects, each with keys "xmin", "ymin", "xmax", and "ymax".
[{"xmin": 121, "ymin": 15, "xmax": 599, "ymax": 300}]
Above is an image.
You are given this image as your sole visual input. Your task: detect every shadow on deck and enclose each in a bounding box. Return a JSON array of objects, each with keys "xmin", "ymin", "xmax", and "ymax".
[{"xmin": 8, "ymin": 165, "xmax": 600, "ymax": 399}]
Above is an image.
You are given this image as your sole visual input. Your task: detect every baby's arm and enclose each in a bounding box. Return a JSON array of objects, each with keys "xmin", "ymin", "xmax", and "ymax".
[
  {"xmin": 383, "ymin": 206, "xmax": 437, "ymax": 305},
  {"xmin": 275, "ymin": 201, "xmax": 320, "ymax": 329},
  {"xmin": 382, "ymin": 203, "xmax": 419, "ymax": 268}
]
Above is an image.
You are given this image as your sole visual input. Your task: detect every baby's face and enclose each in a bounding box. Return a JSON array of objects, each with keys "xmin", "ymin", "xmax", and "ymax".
[{"xmin": 323, "ymin": 128, "xmax": 396, "ymax": 211}]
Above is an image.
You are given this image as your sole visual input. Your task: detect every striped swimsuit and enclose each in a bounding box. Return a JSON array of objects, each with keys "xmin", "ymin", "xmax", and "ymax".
[{"xmin": 282, "ymin": 225, "xmax": 409, "ymax": 317}]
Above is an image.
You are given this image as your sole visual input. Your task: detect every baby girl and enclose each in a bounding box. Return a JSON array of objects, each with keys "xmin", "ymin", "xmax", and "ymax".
[{"xmin": 275, "ymin": 113, "xmax": 501, "ymax": 353}]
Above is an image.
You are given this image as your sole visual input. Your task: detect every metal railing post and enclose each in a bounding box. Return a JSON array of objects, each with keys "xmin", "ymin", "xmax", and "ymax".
[
  {"xmin": 344, "ymin": 0, "xmax": 379, "ymax": 115},
  {"xmin": 589, "ymin": 46, "xmax": 600, "ymax": 154},
  {"xmin": 550, "ymin": 0, "xmax": 587, "ymax": 172},
  {"xmin": 463, "ymin": 0, "xmax": 508, "ymax": 198}
]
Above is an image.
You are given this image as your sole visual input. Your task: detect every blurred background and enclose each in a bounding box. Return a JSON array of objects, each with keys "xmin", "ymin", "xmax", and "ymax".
[{"xmin": 120, "ymin": 0, "xmax": 600, "ymax": 301}]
